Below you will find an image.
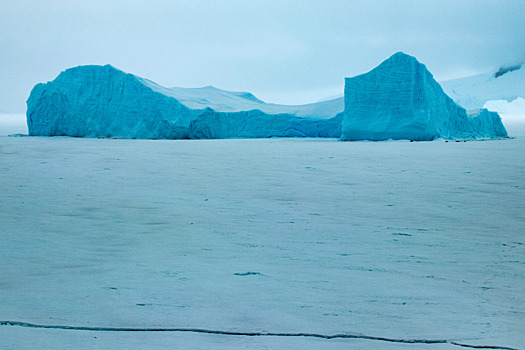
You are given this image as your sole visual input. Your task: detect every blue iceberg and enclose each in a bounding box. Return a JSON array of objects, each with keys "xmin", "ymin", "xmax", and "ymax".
[
  {"xmin": 341, "ymin": 52, "xmax": 508, "ymax": 141},
  {"xmin": 26, "ymin": 53, "xmax": 507, "ymax": 141},
  {"xmin": 26, "ymin": 65, "xmax": 342, "ymax": 139}
]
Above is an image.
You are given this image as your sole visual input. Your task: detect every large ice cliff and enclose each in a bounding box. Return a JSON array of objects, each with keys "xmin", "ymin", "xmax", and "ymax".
[
  {"xmin": 27, "ymin": 65, "xmax": 199, "ymax": 139},
  {"xmin": 341, "ymin": 52, "xmax": 508, "ymax": 141}
]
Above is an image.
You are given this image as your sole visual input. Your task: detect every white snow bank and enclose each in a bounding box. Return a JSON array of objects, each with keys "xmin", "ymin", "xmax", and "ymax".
[{"xmin": 140, "ymin": 79, "xmax": 344, "ymax": 119}]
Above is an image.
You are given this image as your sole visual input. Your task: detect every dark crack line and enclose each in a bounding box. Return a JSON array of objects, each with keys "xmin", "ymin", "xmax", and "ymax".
[
  {"xmin": 0, "ymin": 321, "xmax": 517, "ymax": 350},
  {"xmin": 449, "ymin": 342, "xmax": 518, "ymax": 350}
]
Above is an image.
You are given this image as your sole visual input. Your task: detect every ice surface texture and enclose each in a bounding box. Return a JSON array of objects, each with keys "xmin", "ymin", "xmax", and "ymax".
[
  {"xmin": 26, "ymin": 65, "xmax": 341, "ymax": 139},
  {"xmin": 27, "ymin": 53, "xmax": 507, "ymax": 140},
  {"xmin": 341, "ymin": 52, "xmax": 508, "ymax": 141}
]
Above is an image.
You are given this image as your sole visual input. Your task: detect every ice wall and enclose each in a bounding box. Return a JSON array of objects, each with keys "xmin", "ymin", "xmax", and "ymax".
[
  {"xmin": 467, "ymin": 109, "xmax": 509, "ymax": 138},
  {"xmin": 341, "ymin": 52, "xmax": 508, "ymax": 141},
  {"xmin": 27, "ymin": 65, "xmax": 197, "ymax": 139},
  {"xmin": 189, "ymin": 108, "xmax": 342, "ymax": 139}
]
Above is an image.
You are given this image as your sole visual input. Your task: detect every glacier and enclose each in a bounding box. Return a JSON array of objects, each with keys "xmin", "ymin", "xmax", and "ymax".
[
  {"xmin": 27, "ymin": 53, "xmax": 507, "ymax": 141},
  {"xmin": 341, "ymin": 52, "xmax": 508, "ymax": 141}
]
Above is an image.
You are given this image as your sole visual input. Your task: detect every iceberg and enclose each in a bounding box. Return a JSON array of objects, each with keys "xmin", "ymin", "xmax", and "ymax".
[
  {"xmin": 27, "ymin": 65, "xmax": 197, "ymax": 139},
  {"xmin": 26, "ymin": 53, "xmax": 507, "ymax": 141},
  {"xmin": 26, "ymin": 65, "xmax": 342, "ymax": 139},
  {"xmin": 341, "ymin": 52, "xmax": 508, "ymax": 141}
]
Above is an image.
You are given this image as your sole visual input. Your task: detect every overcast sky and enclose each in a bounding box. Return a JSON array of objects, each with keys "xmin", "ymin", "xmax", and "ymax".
[{"xmin": 1, "ymin": 0, "xmax": 524, "ymax": 112}]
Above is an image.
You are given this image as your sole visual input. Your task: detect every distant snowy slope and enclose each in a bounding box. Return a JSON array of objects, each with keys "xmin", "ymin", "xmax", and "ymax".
[
  {"xmin": 441, "ymin": 64, "xmax": 525, "ymax": 109},
  {"xmin": 138, "ymin": 78, "xmax": 343, "ymax": 119}
]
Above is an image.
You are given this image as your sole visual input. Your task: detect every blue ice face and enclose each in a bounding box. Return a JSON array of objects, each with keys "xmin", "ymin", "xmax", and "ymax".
[{"xmin": 341, "ymin": 52, "xmax": 507, "ymax": 141}]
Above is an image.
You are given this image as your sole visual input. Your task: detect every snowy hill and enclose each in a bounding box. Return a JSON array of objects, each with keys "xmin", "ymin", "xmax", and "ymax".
[
  {"xmin": 139, "ymin": 79, "xmax": 343, "ymax": 119},
  {"xmin": 441, "ymin": 64, "xmax": 525, "ymax": 110}
]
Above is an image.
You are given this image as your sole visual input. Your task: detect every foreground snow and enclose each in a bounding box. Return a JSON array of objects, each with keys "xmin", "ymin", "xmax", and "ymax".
[{"xmin": 0, "ymin": 136, "xmax": 523, "ymax": 349}]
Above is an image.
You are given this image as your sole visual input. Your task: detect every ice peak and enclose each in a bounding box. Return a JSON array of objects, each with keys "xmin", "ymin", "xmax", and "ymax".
[
  {"xmin": 390, "ymin": 51, "xmax": 413, "ymax": 58},
  {"xmin": 367, "ymin": 52, "xmax": 430, "ymax": 78},
  {"xmin": 64, "ymin": 64, "xmax": 121, "ymax": 73},
  {"xmin": 55, "ymin": 64, "xmax": 132, "ymax": 85},
  {"xmin": 387, "ymin": 51, "xmax": 419, "ymax": 64}
]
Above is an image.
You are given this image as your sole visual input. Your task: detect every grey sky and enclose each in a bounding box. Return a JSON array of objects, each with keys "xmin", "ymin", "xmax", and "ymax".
[{"xmin": 1, "ymin": 0, "xmax": 524, "ymax": 112}]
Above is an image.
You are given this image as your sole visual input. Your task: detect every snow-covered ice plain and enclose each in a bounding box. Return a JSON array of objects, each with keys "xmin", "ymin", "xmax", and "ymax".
[{"xmin": 1, "ymin": 114, "xmax": 524, "ymax": 349}]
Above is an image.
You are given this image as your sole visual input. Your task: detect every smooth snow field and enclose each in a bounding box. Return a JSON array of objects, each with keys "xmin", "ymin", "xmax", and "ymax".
[{"xmin": 1, "ymin": 126, "xmax": 524, "ymax": 349}]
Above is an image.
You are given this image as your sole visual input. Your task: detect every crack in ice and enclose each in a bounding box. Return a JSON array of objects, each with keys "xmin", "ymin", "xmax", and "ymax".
[{"xmin": 0, "ymin": 321, "xmax": 517, "ymax": 349}]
